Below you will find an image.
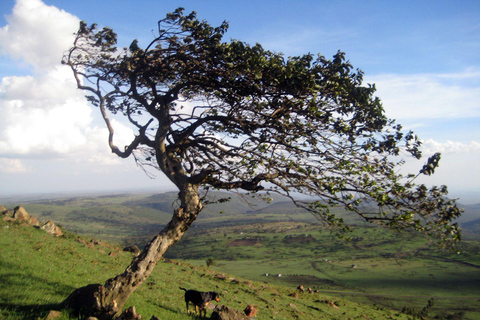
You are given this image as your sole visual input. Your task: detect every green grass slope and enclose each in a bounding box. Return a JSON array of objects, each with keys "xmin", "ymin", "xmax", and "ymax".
[
  {"xmin": 167, "ymin": 222, "xmax": 480, "ymax": 320},
  {"xmin": 0, "ymin": 219, "xmax": 414, "ymax": 320}
]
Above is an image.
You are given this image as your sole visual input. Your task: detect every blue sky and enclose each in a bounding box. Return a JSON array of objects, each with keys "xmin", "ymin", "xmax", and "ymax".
[{"xmin": 0, "ymin": 0, "xmax": 479, "ymax": 204}]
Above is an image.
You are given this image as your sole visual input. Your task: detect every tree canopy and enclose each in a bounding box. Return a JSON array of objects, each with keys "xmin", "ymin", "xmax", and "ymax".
[
  {"xmin": 64, "ymin": 8, "xmax": 461, "ymax": 244},
  {"xmin": 61, "ymin": 8, "xmax": 464, "ymax": 318}
]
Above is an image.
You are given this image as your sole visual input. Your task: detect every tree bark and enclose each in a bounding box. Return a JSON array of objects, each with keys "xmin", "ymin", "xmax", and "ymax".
[{"xmin": 62, "ymin": 184, "xmax": 202, "ymax": 319}]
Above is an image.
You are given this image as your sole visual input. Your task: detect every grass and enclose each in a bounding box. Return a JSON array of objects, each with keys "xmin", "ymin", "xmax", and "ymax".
[
  {"xmin": 0, "ymin": 218, "xmax": 417, "ymax": 320},
  {"xmin": 167, "ymin": 223, "xmax": 480, "ymax": 319},
  {"xmin": 3, "ymin": 191, "xmax": 480, "ymax": 319}
]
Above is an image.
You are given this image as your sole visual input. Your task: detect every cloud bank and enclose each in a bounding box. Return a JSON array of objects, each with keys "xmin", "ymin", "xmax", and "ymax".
[{"xmin": 0, "ymin": 0, "xmax": 136, "ymax": 175}]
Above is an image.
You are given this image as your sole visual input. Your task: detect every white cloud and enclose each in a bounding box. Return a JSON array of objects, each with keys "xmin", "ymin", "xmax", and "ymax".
[
  {"xmin": 0, "ymin": 158, "xmax": 28, "ymax": 173},
  {"xmin": 0, "ymin": 0, "xmax": 140, "ymax": 177},
  {"xmin": 0, "ymin": 68, "xmax": 94, "ymax": 156},
  {"xmin": 366, "ymin": 69, "xmax": 480, "ymax": 120},
  {"xmin": 422, "ymin": 139, "xmax": 480, "ymax": 155},
  {"xmin": 0, "ymin": 0, "xmax": 79, "ymax": 72}
]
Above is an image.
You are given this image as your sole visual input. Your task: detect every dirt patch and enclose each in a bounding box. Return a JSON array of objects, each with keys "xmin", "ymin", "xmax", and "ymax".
[
  {"xmin": 280, "ymin": 274, "xmax": 349, "ymax": 290},
  {"xmin": 283, "ymin": 234, "xmax": 315, "ymax": 244},
  {"xmin": 226, "ymin": 237, "xmax": 262, "ymax": 247}
]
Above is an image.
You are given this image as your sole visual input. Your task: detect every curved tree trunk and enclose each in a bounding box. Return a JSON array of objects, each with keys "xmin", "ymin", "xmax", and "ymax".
[{"xmin": 62, "ymin": 184, "xmax": 202, "ymax": 319}]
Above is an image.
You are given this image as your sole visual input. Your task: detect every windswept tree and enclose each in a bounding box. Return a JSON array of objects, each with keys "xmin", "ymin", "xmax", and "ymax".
[{"xmin": 62, "ymin": 8, "xmax": 461, "ymax": 319}]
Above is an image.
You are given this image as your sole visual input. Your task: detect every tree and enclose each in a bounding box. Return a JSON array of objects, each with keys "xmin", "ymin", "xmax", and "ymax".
[{"xmin": 61, "ymin": 8, "xmax": 461, "ymax": 319}]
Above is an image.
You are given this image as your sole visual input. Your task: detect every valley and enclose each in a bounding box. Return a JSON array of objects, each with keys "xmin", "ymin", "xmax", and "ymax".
[{"xmin": 2, "ymin": 190, "xmax": 480, "ymax": 319}]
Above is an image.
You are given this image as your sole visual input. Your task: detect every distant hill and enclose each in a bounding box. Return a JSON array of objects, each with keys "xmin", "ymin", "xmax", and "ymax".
[{"xmin": 457, "ymin": 203, "xmax": 480, "ymax": 223}]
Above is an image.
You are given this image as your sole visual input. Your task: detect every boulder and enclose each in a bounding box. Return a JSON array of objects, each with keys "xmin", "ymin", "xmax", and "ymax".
[
  {"xmin": 13, "ymin": 206, "xmax": 30, "ymax": 222},
  {"xmin": 210, "ymin": 305, "xmax": 250, "ymax": 320},
  {"xmin": 116, "ymin": 306, "xmax": 142, "ymax": 320},
  {"xmin": 0, "ymin": 205, "xmax": 7, "ymax": 214},
  {"xmin": 244, "ymin": 305, "xmax": 258, "ymax": 318},
  {"xmin": 41, "ymin": 220, "xmax": 63, "ymax": 237},
  {"xmin": 45, "ymin": 310, "xmax": 62, "ymax": 320},
  {"xmin": 29, "ymin": 215, "xmax": 40, "ymax": 227},
  {"xmin": 2, "ymin": 216, "xmax": 15, "ymax": 222}
]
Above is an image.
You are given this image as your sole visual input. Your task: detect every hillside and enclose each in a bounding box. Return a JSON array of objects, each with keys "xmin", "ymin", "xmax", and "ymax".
[
  {"xmin": 0, "ymin": 216, "xmax": 413, "ymax": 320},
  {"xmin": 2, "ymin": 191, "xmax": 480, "ymax": 319}
]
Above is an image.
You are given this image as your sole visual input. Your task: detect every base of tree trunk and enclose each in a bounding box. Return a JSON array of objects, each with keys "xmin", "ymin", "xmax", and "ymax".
[{"xmin": 61, "ymin": 284, "xmax": 116, "ymax": 320}]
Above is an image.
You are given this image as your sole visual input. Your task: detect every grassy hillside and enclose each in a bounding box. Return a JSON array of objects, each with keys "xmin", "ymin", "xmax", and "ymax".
[
  {"xmin": 167, "ymin": 221, "xmax": 480, "ymax": 319},
  {"xmin": 0, "ymin": 218, "xmax": 413, "ymax": 320},
  {"xmin": 2, "ymin": 191, "xmax": 480, "ymax": 319}
]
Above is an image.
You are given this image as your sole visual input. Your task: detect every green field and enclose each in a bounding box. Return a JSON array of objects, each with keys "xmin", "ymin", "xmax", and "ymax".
[
  {"xmin": 1, "ymin": 191, "xmax": 479, "ymax": 319},
  {"xmin": 168, "ymin": 222, "xmax": 480, "ymax": 319}
]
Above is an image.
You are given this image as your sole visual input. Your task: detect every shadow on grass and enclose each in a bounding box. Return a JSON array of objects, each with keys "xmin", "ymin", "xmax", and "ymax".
[
  {"xmin": 0, "ymin": 259, "xmax": 78, "ymax": 319},
  {"xmin": 0, "ymin": 303, "xmax": 65, "ymax": 320}
]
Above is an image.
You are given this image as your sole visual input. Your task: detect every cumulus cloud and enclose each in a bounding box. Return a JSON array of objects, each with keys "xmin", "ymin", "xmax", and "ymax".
[
  {"xmin": 0, "ymin": 71, "xmax": 94, "ymax": 155},
  {"xmin": 422, "ymin": 139, "xmax": 480, "ymax": 156},
  {"xmin": 366, "ymin": 69, "xmax": 480, "ymax": 120},
  {"xmin": 0, "ymin": 0, "xmax": 134, "ymax": 166},
  {"xmin": 0, "ymin": 0, "xmax": 79, "ymax": 72}
]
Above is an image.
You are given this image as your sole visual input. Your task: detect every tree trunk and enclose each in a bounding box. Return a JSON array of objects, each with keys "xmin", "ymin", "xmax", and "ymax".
[{"xmin": 62, "ymin": 184, "xmax": 202, "ymax": 319}]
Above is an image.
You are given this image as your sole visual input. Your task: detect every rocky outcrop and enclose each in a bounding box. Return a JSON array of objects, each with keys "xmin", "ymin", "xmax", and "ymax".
[
  {"xmin": 40, "ymin": 220, "xmax": 63, "ymax": 237},
  {"xmin": 13, "ymin": 206, "xmax": 30, "ymax": 222},
  {"xmin": 210, "ymin": 305, "xmax": 251, "ymax": 320},
  {"xmin": 116, "ymin": 306, "xmax": 142, "ymax": 320},
  {"xmin": 1, "ymin": 206, "xmax": 39, "ymax": 226}
]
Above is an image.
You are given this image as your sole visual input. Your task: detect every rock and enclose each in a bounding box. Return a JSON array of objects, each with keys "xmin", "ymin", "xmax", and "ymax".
[
  {"xmin": 123, "ymin": 245, "xmax": 141, "ymax": 256},
  {"xmin": 29, "ymin": 215, "xmax": 40, "ymax": 227},
  {"xmin": 0, "ymin": 205, "xmax": 7, "ymax": 214},
  {"xmin": 288, "ymin": 292, "xmax": 298, "ymax": 298},
  {"xmin": 76, "ymin": 238, "xmax": 87, "ymax": 245},
  {"xmin": 2, "ymin": 216, "xmax": 15, "ymax": 222},
  {"xmin": 215, "ymin": 273, "xmax": 227, "ymax": 280},
  {"xmin": 85, "ymin": 317, "xmax": 99, "ymax": 320},
  {"xmin": 328, "ymin": 300, "xmax": 339, "ymax": 309},
  {"xmin": 13, "ymin": 206, "xmax": 30, "ymax": 222},
  {"xmin": 244, "ymin": 305, "xmax": 258, "ymax": 317},
  {"xmin": 210, "ymin": 305, "xmax": 250, "ymax": 320},
  {"xmin": 116, "ymin": 306, "xmax": 142, "ymax": 320},
  {"xmin": 41, "ymin": 220, "xmax": 63, "ymax": 237},
  {"xmin": 289, "ymin": 303, "xmax": 301, "ymax": 314},
  {"xmin": 149, "ymin": 316, "xmax": 161, "ymax": 320},
  {"xmin": 297, "ymin": 285, "xmax": 305, "ymax": 292},
  {"xmin": 45, "ymin": 310, "xmax": 62, "ymax": 320}
]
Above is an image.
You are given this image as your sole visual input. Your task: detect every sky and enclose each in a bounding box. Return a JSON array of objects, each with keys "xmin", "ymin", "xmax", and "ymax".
[{"xmin": 0, "ymin": 0, "xmax": 479, "ymax": 204}]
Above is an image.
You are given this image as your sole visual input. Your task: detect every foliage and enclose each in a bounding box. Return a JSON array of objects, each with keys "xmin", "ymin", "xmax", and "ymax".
[
  {"xmin": 63, "ymin": 8, "xmax": 461, "ymax": 248},
  {"xmin": 206, "ymin": 257, "xmax": 215, "ymax": 268}
]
